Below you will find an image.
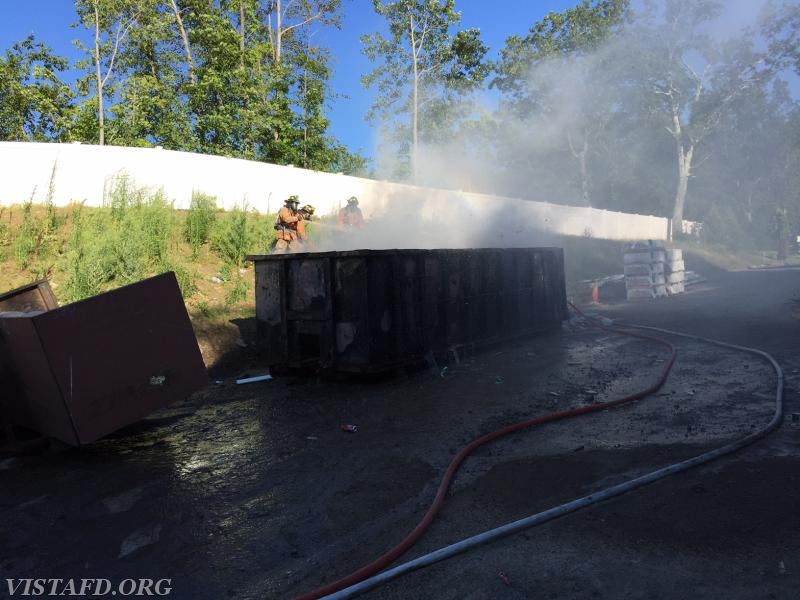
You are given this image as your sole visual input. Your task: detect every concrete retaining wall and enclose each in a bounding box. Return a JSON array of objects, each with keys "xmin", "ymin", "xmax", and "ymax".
[{"xmin": 0, "ymin": 141, "xmax": 670, "ymax": 242}]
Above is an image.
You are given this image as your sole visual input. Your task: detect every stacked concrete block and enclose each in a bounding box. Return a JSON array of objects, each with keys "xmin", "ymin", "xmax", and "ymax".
[
  {"xmin": 665, "ymin": 249, "xmax": 685, "ymax": 295},
  {"xmin": 624, "ymin": 242, "xmax": 687, "ymax": 300},
  {"xmin": 624, "ymin": 240, "xmax": 667, "ymax": 300}
]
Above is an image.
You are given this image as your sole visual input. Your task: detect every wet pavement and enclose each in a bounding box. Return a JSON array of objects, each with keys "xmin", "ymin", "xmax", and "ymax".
[{"xmin": 1, "ymin": 262, "xmax": 799, "ymax": 599}]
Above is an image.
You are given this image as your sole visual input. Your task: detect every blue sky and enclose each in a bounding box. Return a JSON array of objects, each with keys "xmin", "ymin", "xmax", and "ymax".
[{"xmin": 0, "ymin": 0, "xmax": 580, "ymax": 158}]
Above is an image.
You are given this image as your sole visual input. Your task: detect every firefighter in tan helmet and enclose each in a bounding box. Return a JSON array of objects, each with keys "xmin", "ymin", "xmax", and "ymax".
[
  {"xmin": 337, "ymin": 196, "xmax": 364, "ymax": 228},
  {"xmin": 273, "ymin": 196, "xmax": 316, "ymax": 253}
]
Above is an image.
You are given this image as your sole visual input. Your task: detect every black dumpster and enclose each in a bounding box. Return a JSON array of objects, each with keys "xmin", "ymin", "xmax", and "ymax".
[{"xmin": 248, "ymin": 248, "xmax": 567, "ymax": 373}]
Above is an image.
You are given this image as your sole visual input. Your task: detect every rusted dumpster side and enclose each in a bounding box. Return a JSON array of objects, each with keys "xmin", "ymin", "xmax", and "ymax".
[
  {"xmin": 0, "ymin": 279, "xmax": 59, "ymax": 313},
  {"xmin": 0, "ymin": 272, "xmax": 208, "ymax": 445},
  {"xmin": 248, "ymin": 248, "xmax": 567, "ymax": 374}
]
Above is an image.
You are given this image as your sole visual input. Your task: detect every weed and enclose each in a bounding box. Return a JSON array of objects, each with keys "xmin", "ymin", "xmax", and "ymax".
[
  {"xmin": 184, "ymin": 191, "xmax": 217, "ymax": 259},
  {"xmin": 211, "ymin": 203, "xmax": 254, "ymax": 268},
  {"xmin": 13, "ymin": 202, "xmax": 39, "ymax": 268},
  {"xmin": 225, "ymin": 274, "xmax": 249, "ymax": 306}
]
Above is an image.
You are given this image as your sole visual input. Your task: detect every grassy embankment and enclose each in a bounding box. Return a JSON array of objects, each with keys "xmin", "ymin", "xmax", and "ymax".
[{"xmin": 3, "ymin": 186, "xmax": 792, "ymax": 368}]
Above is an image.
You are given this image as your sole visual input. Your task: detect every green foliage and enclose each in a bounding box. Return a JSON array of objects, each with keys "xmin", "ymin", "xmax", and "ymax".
[
  {"xmin": 225, "ymin": 274, "xmax": 249, "ymax": 306},
  {"xmin": 62, "ymin": 180, "xmax": 195, "ymax": 303},
  {"xmin": 210, "ymin": 204, "xmax": 279, "ymax": 268},
  {"xmin": 12, "ymin": 200, "xmax": 61, "ymax": 270},
  {"xmin": 0, "ymin": 34, "xmax": 74, "ymax": 141},
  {"xmin": 13, "ymin": 202, "xmax": 38, "ymax": 268},
  {"xmin": 184, "ymin": 191, "xmax": 218, "ymax": 258},
  {"xmin": 701, "ymin": 203, "xmax": 755, "ymax": 251},
  {"xmin": 211, "ymin": 204, "xmax": 253, "ymax": 268},
  {"xmin": 362, "ymin": 0, "xmax": 489, "ymax": 178}
]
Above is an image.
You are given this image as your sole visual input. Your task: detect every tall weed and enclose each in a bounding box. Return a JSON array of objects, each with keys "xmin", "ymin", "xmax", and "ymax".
[
  {"xmin": 184, "ymin": 191, "xmax": 217, "ymax": 258},
  {"xmin": 211, "ymin": 204, "xmax": 254, "ymax": 268}
]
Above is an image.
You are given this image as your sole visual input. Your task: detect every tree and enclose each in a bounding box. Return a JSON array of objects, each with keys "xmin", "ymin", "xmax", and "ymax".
[
  {"xmin": 0, "ymin": 35, "xmax": 74, "ymax": 141},
  {"xmin": 491, "ymin": 0, "xmax": 631, "ymax": 206},
  {"xmin": 74, "ymin": 0, "xmax": 141, "ymax": 145},
  {"xmin": 107, "ymin": 0, "xmax": 194, "ymax": 148},
  {"xmin": 624, "ymin": 0, "xmax": 772, "ymax": 232},
  {"xmin": 361, "ymin": 0, "xmax": 488, "ymax": 181}
]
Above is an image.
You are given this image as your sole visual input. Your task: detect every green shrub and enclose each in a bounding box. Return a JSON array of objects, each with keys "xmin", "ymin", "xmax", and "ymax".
[
  {"xmin": 184, "ymin": 191, "xmax": 217, "ymax": 258},
  {"xmin": 168, "ymin": 262, "xmax": 198, "ymax": 299},
  {"xmin": 225, "ymin": 274, "xmax": 249, "ymax": 306},
  {"xmin": 211, "ymin": 204, "xmax": 254, "ymax": 268},
  {"xmin": 62, "ymin": 181, "xmax": 182, "ymax": 302},
  {"xmin": 11, "ymin": 200, "xmax": 61, "ymax": 270}
]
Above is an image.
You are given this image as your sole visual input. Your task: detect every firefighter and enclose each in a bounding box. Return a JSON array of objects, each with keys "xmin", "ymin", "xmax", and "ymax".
[
  {"xmin": 296, "ymin": 205, "xmax": 317, "ymax": 251},
  {"xmin": 273, "ymin": 195, "xmax": 304, "ymax": 253},
  {"xmin": 337, "ymin": 196, "xmax": 364, "ymax": 228}
]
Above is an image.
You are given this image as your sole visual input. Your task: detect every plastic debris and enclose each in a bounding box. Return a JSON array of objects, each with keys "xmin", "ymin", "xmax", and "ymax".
[
  {"xmin": 235, "ymin": 374, "xmax": 273, "ymax": 385},
  {"xmin": 779, "ymin": 561, "xmax": 787, "ymax": 575},
  {"xmin": 548, "ymin": 391, "xmax": 560, "ymax": 397},
  {"xmin": 440, "ymin": 366, "xmax": 448, "ymax": 378},
  {"xmin": 306, "ymin": 436, "xmax": 318, "ymax": 441},
  {"xmin": 494, "ymin": 376, "xmax": 504, "ymax": 384},
  {"xmin": 149, "ymin": 375, "xmax": 166, "ymax": 386},
  {"xmin": 340, "ymin": 424, "xmax": 358, "ymax": 433},
  {"xmin": 210, "ymin": 276, "xmax": 222, "ymax": 284},
  {"xmin": 497, "ymin": 570, "xmax": 510, "ymax": 586}
]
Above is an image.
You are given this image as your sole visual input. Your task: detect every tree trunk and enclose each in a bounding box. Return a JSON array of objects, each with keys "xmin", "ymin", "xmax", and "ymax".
[
  {"xmin": 93, "ymin": 3, "xmax": 105, "ymax": 146},
  {"xmin": 409, "ymin": 13, "xmax": 418, "ymax": 183},
  {"xmin": 568, "ymin": 129, "xmax": 591, "ymax": 206},
  {"xmin": 239, "ymin": 0, "xmax": 246, "ymax": 69},
  {"xmin": 169, "ymin": 0, "xmax": 196, "ymax": 84},
  {"xmin": 672, "ymin": 142, "xmax": 694, "ymax": 235}
]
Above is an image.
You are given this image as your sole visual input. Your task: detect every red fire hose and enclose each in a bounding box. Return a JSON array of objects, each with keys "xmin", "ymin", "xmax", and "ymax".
[{"xmin": 295, "ymin": 304, "xmax": 677, "ymax": 600}]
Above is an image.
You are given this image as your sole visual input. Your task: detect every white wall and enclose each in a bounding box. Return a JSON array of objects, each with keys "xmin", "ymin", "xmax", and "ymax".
[{"xmin": 0, "ymin": 141, "xmax": 670, "ymax": 242}]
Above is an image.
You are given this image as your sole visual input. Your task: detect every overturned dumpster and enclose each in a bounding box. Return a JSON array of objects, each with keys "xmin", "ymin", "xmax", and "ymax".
[
  {"xmin": 248, "ymin": 248, "xmax": 567, "ymax": 373},
  {"xmin": 0, "ymin": 272, "xmax": 208, "ymax": 446}
]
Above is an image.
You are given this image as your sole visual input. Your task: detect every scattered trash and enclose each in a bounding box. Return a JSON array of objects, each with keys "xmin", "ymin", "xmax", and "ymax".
[
  {"xmin": 235, "ymin": 338, "xmax": 248, "ymax": 348},
  {"xmin": 791, "ymin": 413, "xmax": 800, "ymax": 425},
  {"xmin": 440, "ymin": 366, "xmax": 449, "ymax": 378},
  {"xmin": 149, "ymin": 375, "xmax": 166, "ymax": 386},
  {"xmin": 494, "ymin": 376, "xmax": 504, "ymax": 384},
  {"xmin": 340, "ymin": 424, "xmax": 358, "ymax": 433},
  {"xmin": 548, "ymin": 391, "xmax": 560, "ymax": 397},
  {"xmin": 210, "ymin": 276, "xmax": 222, "ymax": 284},
  {"xmin": 306, "ymin": 436, "xmax": 318, "ymax": 441},
  {"xmin": 214, "ymin": 380, "xmax": 224, "ymax": 385},
  {"xmin": 497, "ymin": 570, "xmax": 510, "ymax": 586},
  {"xmin": 573, "ymin": 446, "xmax": 585, "ymax": 452},
  {"xmin": 584, "ymin": 389, "xmax": 599, "ymax": 395},
  {"xmin": 779, "ymin": 561, "xmax": 787, "ymax": 575},
  {"xmin": 118, "ymin": 524, "xmax": 162, "ymax": 559},
  {"xmin": 235, "ymin": 374, "xmax": 273, "ymax": 385},
  {"xmin": 103, "ymin": 487, "xmax": 145, "ymax": 514}
]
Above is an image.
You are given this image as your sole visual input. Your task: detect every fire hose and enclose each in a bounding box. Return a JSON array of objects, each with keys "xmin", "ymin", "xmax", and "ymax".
[{"xmin": 296, "ymin": 305, "xmax": 784, "ymax": 600}]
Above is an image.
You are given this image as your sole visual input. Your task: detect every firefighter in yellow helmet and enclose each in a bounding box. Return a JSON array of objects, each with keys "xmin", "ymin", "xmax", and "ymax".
[
  {"xmin": 273, "ymin": 195, "xmax": 303, "ymax": 253},
  {"xmin": 337, "ymin": 196, "xmax": 364, "ymax": 227}
]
